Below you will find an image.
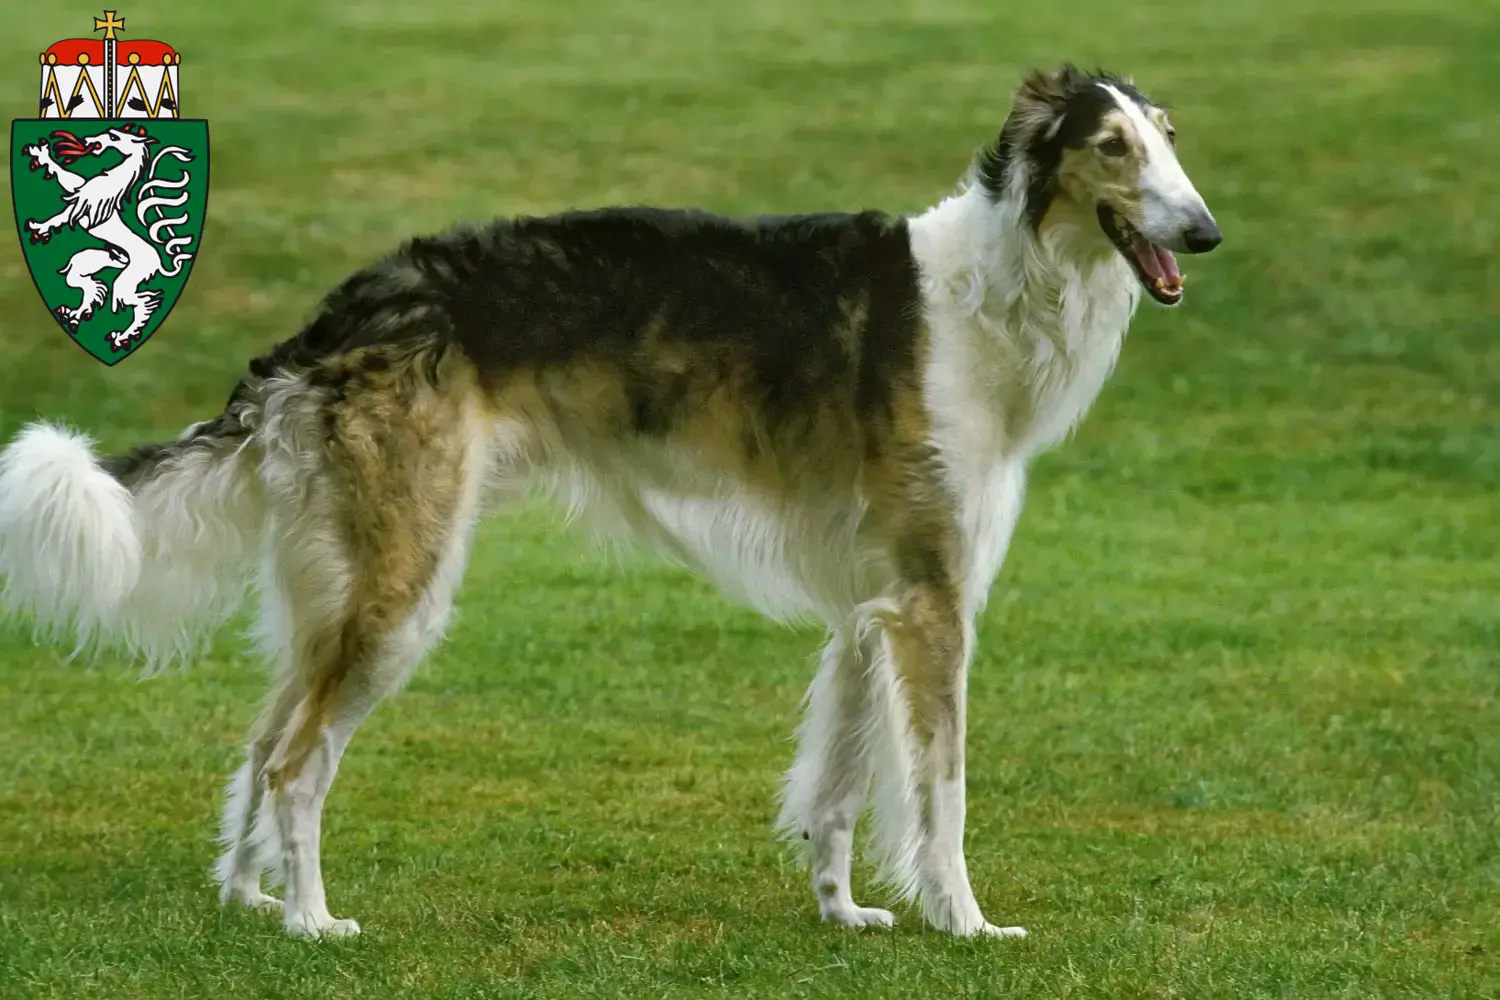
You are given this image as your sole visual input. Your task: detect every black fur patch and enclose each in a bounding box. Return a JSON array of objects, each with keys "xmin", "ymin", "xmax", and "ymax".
[
  {"xmin": 237, "ymin": 207, "xmax": 925, "ymax": 445},
  {"xmin": 443, "ymin": 210, "xmax": 915, "ymax": 413},
  {"xmin": 977, "ymin": 65, "xmax": 1156, "ymax": 229},
  {"xmin": 98, "ymin": 442, "xmax": 179, "ymax": 486},
  {"xmin": 99, "ymin": 409, "xmax": 248, "ymax": 487}
]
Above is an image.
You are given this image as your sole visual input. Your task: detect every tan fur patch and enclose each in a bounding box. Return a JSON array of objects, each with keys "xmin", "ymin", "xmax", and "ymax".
[
  {"xmin": 1053, "ymin": 110, "xmax": 1147, "ymax": 222},
  {"xmin": 266, "ymin": 345, "xmax": 489, "ymax": 786},
  {"xmin": 855, "ymin": 348, "xmax": 969, "ymax": 751},
  {"xmin": 475, "ymin": 295, "xmax": 909, "ymax": 509}
]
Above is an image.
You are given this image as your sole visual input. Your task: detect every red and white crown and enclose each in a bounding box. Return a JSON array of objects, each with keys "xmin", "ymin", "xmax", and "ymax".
[{"xmin": 37, "ymin": 11, "xmax": 181, "ymax": 119}]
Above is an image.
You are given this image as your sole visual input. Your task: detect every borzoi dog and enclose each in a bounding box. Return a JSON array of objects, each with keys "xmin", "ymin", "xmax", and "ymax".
[{"xmin": 0, "ymin": 65, "xmax": 1220, "ymax": 939}]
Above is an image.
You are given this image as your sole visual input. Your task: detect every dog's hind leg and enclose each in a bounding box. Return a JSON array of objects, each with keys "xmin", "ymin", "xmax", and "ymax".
[
  {"xmin": 214, "ymin": 348, "xmax": 491, "ymax": 938},
  {"xmin": 777, "ymin": 626, "xmax": 895, "ymax": 929},
  {"xmin": 263, "ymin": 568, "xmax": 463, "ymax": 939},
  {"xmin": 214, "ymin": 677, "xmax": 302, "ymax": 911}
]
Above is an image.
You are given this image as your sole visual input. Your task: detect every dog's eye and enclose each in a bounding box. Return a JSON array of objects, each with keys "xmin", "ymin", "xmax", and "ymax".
[
  {"xmin": 1099, "ymin": 135, "xmax": 1128, "ymax": 157},
  {"xmin": 1165, "ymin": 127, "xmax": 1177, "ymax": 146}
]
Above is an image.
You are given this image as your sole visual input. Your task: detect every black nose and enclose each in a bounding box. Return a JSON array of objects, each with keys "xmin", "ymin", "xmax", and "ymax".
[{"xmin": 1182, "ymin": 218, "xmax": 1222, "ymax": 254}]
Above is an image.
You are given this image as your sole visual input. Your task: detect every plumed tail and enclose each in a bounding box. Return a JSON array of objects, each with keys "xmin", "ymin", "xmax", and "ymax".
[{"xmin": 0, "ymin": 418, "xmax": 263, "ymax": 669}]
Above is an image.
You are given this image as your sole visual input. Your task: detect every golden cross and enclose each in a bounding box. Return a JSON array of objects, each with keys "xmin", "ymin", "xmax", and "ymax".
[{"xmin": 93, "ymin": 10, "xmax": 126, "ymax": 40}]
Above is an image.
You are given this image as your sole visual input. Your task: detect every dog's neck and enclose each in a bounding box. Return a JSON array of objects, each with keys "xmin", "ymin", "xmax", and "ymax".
[
  {"xmin": 909, "ymin": 173, "xmax": 1142, "ymax": 458},
  {"xmin": 910, "ymin": 172, "xmax": 1138, "ymax": 338}
]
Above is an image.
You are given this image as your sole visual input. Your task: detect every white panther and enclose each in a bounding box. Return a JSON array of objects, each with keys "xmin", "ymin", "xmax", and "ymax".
[{"xmin": 23, "ymin": 125, "xmax": 196, "ymax": 351}]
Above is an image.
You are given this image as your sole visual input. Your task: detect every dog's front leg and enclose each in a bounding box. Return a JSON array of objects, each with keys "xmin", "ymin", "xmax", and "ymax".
[
  {"xmin": 778, "ymin": 626, "xmax": 895, "ymax": 929},
  {"xmin": 882, "ymin": 533, "xmax": 1026, "ymax": 939}
]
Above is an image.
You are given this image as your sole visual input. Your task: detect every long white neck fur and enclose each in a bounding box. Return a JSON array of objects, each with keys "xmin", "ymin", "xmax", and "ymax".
[{"xmin": 908, "ymin": 170, "xmax": 1142, "ymax": 460}]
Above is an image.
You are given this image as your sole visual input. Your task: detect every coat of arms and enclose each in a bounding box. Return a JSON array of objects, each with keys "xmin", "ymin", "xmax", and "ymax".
[{"xmin": 10, "ymin": 11, "xmax": 207, "ymax": 365}]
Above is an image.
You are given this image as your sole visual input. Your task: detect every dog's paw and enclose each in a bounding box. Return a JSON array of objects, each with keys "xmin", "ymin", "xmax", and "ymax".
[
  {"xmin": 230, "ymin": 890, "xmax": 283, "ymax": 913},
  {"xmin": 820, "ymin": 903, "xmax": 896, "ymax": 929},
  {"xmin": 920, "ymin": 894, "xmax": 1028, "ymax": 939},
  {"xmin": 972, "ymin": 922, "xmax": 1027, "ymax": 938},
  {"xmin": 218, "ymin": 873, "xmax": 284, "ymax": 913},
  {"xmin": 285, "ymin": 911, "xmax": 361, "ymax": 940}
]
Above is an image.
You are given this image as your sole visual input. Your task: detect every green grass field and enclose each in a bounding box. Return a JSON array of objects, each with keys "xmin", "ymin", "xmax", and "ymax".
[{"xmin": 2, "ymin": 2, "xmax": 1498, "ymax": 997}]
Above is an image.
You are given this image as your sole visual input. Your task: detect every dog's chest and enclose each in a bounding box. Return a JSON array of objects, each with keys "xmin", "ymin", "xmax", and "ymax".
[
  {"xmin": 1019, "ymin": 324, "xmax": 1128, "ymax": 455},
  {"xmin": 1017, "ymin": 269, "xmax": 1137, "ymax": 455},
  {"xmin": 928, "ymin": 274, "xmax": 1135, "ymax": 457}
]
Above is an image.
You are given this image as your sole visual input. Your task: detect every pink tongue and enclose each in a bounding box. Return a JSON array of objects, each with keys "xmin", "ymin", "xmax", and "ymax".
[
  {"xmin": 1156, "ymin": 246, "xmax": 1181, "ymax": 283},
  {"xmin": 1131, "ymin": 237, "xmax": 1181, "ymax": 285}
]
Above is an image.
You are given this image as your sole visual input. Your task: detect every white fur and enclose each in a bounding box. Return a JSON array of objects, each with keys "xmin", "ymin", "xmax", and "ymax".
[
  {"xmin": 0, "ymin": 423, "xmax": 142, "ymax": 654},
  {"xmin": 213, "ymin": 760, "xmax": 283, "ymax": 911},
  {"xmin": 0, "ymin": 420, "xmax": 283, "ymax": 900},
  {"xmin": 776, "ymin": 157, "xmax": 1141, "ymax": 935},
  {"xmin": 1102, "ymin": 83, "xmax": 1215, "ymax": 251},
  {"xmin": 0, "ymin": 421, "xmax": 262, "ymax": 670},
  {"xmin": 776, "ymin": 624, "xmax": 896, "ymax": 928},
  {"xmin": 533, "ymin": 430, "xmax": 886, "ymax": 626},
  {"xmin": 120, "ymin": 441, "xmax": 263, "ymax": 666}
]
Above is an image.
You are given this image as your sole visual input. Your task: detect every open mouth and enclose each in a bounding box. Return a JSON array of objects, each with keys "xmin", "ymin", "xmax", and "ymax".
[{"xmin": 1097, "ymin": 205, "xmax": 1183, "ymax": 306}]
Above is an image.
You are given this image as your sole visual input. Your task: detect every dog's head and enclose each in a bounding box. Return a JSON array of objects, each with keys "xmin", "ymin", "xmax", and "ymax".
[{"xmin": 978, "ymin": 64, "xmax": 1221, "ymax": 306}]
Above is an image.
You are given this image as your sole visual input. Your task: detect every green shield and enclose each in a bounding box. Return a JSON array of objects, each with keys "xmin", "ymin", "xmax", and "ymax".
[{"xmin": 10, "ymin": 119, "xmax": 208, "ymax": 365}]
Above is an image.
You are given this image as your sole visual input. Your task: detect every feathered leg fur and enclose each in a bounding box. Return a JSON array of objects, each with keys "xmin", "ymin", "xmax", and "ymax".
[
  {"xmin": 211, "ymin": 355, "xmax": 491, "ymax": 937},
  {"xmin": 778, "ymin": 624, "xmax": 895, "ymax": 928}
]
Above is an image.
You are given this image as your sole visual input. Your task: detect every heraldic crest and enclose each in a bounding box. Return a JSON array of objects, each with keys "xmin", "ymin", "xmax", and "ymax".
[{"xmin": 11, "ymin": 11, "xmax": 208, "ymax": 365}]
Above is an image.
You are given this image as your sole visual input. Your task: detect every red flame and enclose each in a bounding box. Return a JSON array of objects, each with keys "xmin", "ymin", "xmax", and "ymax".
[{"xmin": 48, "ymin": 130, "xmax": 99, "ymax": 166}]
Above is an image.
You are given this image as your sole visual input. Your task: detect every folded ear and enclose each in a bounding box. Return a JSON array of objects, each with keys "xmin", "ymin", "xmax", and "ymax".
[
  {"xmin": 1010, "ymin": 63, "xmax": 1093, "ymax": 140},
  {"xmin": 1017, "ymin": 64, "xmax": 1088, "ymax": 109}
]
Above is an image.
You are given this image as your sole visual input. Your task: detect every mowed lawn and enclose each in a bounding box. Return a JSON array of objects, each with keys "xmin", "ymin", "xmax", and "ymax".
[{"xmin": 2, "ymin": 1, "xmax": 1498, "ymax": 997}]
